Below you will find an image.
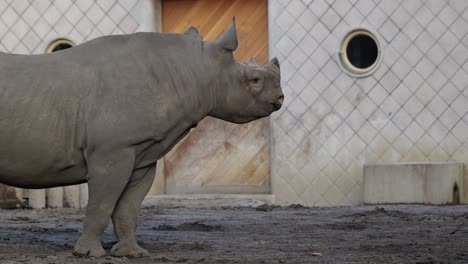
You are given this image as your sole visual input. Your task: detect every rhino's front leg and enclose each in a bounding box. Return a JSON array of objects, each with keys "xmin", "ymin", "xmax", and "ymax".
[
  {"xmin": 73, "ymin": 148, "xmax": 135, "ymax": 257},
  {"xmin": 110, "ymin": 164, "xmax": 156, "ymax": 258}
]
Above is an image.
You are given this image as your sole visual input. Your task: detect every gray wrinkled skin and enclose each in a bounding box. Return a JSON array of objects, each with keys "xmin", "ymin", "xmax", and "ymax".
[{"xmin": 0, "ymin": 21, "xmax": 283, "ymax": 258}]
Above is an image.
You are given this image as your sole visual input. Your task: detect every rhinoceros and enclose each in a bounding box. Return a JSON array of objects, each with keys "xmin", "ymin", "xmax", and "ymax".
[{"xmin": 0, "ymin": 20, "xmax": 283, "ymax": 257}]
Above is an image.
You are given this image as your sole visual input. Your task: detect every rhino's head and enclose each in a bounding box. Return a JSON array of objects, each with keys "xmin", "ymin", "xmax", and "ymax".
[{"xmin": 204, "ymin": 20, "xmax": 284, "ymax": 124}]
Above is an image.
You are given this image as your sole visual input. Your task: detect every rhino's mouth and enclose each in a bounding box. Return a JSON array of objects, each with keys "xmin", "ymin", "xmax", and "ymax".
[
  {"xmin": 271, "ymin": 95, "xmax": 284, "ymax": 111},
  {"xmin": 272, "ymin": 102, "xmax": 281, "ymax": 111}
]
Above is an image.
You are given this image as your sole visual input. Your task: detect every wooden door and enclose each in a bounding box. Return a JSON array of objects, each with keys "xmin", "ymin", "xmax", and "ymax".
[{"xmin": 161, "ymin": 0, "xmax": 269, "ymax": 194}]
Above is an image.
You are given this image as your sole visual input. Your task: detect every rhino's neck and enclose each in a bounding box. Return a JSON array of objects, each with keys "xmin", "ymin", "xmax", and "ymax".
[
  {"xmin": 144, "ymin": 34, "xmax": 217, "ymax": 126},
  {"xmin": 203, "ymin": 43, "xmax": 244, "ymax": 122}
]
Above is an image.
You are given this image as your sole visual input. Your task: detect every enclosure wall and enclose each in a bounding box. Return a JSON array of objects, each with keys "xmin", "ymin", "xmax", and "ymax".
[{"xmin": 269, "ymin": 0, "xmax": 468, "ymax": 206}]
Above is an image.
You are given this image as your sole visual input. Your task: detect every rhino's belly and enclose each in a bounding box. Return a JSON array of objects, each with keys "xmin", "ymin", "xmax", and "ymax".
[
  {"xmin": 0, "ymin": 163, "xmax": 87, "ymax": 189},
  {"xmin": 0, "ymin": 129, "xmax": 87, "ymax": 188}
]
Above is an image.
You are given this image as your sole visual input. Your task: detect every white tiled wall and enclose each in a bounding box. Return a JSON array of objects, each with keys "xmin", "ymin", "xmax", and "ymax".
[
  {"xmin": 269, "ymin": 0, "xmax": 468, "ymax": 206},
  {"xmin": 0, "ymin": 0, "xmax": 154, "ymax": 55}
]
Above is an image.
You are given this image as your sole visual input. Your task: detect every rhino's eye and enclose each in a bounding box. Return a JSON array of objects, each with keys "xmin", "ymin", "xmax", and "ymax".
[{"xmin": 251, "ymin": 77, "xmax": 260, "ymax": 83}]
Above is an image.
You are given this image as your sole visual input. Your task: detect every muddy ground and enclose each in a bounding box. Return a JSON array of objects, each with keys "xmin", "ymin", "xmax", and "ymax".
[{"xmin": 0, "ymin": 204, "xmax": 467, "ymax": 264}]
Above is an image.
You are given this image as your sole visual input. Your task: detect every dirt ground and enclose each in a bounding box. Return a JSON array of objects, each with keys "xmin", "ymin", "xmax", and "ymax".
[{"xmin": 0, "ymin": 204, "xmax": 467, "ymax": 264}]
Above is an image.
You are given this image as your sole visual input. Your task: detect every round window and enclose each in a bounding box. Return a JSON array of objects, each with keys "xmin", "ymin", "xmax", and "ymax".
[
  {"xmin": 47, "ymin": 39, "xmax": 75, "ymax": 53},
  {"xmin": 339, "ymin": 30, "xmax": 381, "ymax": 77}
]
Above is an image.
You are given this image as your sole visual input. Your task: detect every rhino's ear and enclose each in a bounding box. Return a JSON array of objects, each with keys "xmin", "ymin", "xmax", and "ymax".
[
  {"xmin": 216, "ymin": 18, "xmax": 238, "ymax": 52},
  {"xmin": 184, "ymin": 26, "xmax": 200, "ymax": 37},
  {"xmin": 270, "ymin": 57, "xmax": 280, "ymax": 69}
]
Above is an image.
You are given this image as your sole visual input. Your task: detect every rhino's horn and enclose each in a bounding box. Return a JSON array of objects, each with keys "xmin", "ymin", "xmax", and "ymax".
[
  {"xmin": 216, "ymin": 17, "xmax": 238, "ymax": 52},
  {"xmin": 270, "ymin": 57, "xmax": 280, "ymax": 69},
  {"xmin": 184, "ymin": 26, "xmax": 200, "ymax": 36}
]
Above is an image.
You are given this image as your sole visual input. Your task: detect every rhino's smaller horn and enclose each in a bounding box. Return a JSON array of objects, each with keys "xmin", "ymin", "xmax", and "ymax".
[
  {"xmin": 216, "ymin": 17, "xmax": 238, "ymax": 52},
  {"xmin": 184, "ymin": 26, "xmax": 200, "ymax": 36},
  {"xmin": 248, "ymin": 57, "xmax": 257, "ymax": 64},
  {"xmin": 270, "ymin": 57, "xmax": 280, "ymax": 69}
]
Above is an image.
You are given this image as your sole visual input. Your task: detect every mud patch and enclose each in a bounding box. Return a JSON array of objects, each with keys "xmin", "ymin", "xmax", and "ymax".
[
  {"xmin": 8, "ymin": 216, "xmax": 39, "ymax": 223},
  {"xmin": 326, "ymin": 222, "xmax": 367, "ymax": 230},
  {"xmin": 254, "ymin": 203, "xmax": 306, "ymax": 212},
  {"xmin": 153, "ymin": 221, "xmax": 222, "ymax": 232},
  {"xmin": 179, "ymin": 242, "xmax": 211, "ymax": 251},
  {"xmin": 346, "ymin": 206, "xmax": 414, "ymax": 221},
  {"xmin": 254, "ymin": 204, "xmax": 279, "ymax": 211}
]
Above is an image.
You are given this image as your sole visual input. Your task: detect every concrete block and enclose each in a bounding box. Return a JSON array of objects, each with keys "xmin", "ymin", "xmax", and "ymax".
[
  {"xmin": 79, "ymin": 183, "xmax": 88, "ymax": 208},
  {"xmin": 28, "ymin": 189, "xmax": 46, "ymax": 209},
  {"xmin": 63, "ymin": 185, "xmax": 80, "ymax": 208},
  {"xmin": 0, "ymin": 184, "xmax": 23, "ymax": 209},
  {"xmin": 364, "ymin": 162, "xmax": 464, "ymax": 204},
  {"xmin": 46, "ymin": 187, "xmax": 63, "ymax": 208}
]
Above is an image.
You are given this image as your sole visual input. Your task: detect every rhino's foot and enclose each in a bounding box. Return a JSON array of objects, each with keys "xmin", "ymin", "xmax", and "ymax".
[
  {"xmin": 110, "ymin": 241, "xmax": 149, "ymax": 258},
  {"xmin": 73, "ymin": 237, "xmax": 106, "ymax": 258}
]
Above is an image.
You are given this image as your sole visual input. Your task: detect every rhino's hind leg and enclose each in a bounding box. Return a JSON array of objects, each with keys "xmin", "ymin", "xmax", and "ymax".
[
  {"xmin": 73, "ymin": 149, "xmax": 135, "ymax": 257},
  {"xmin": 110, "ymin": 164, "xmax": 156, "ymax": 258}
]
